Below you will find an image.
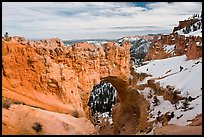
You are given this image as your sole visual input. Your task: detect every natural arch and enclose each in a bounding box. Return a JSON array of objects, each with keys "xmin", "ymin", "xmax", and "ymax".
[
  {"xmin": 86, "ymin": 76, "xmax": 149, "ymax": 134},
  {"xmin": 101, "ymin": 76, "xmax": 129, "ymax": 103},
  {"xmin": 2, "ymin": 38, "xmax": 149, "ymax": 135}
]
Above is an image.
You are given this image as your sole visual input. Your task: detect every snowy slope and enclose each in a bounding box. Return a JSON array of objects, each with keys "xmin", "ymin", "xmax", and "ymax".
[
  {"xmin": 175, "ymin": 13, "xmax": 202, "ymax": 37},
  {"xmin": 176, "ymin": 22, "xmax": 202, "ymax": 37},
  {"xmin": 136, "ymin": 55, "xmax": 202, "ymax": 126}
]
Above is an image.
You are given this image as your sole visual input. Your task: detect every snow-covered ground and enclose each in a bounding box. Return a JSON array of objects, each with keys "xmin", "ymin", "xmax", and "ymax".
[
  {"xmin": 176, "ymin": 28, "xmax": 202, "ymax": 37},
  {"xmin": 164, "ymin": 44, "xmax": 175, "ymax": 54},
  {"xmin": 175, "ymin": 19, "xmax": 202, "ymax": 37},
  {"xmin": 175, "ymin": 12, "xmax": 202, "ymax": 37},
  {"xmin": 136, "ymin": 55, "xmax": 202, "ymax": 126},
  {"xmin": 86, "ymin": 41, "xmax": 108, "ymax": 46}
]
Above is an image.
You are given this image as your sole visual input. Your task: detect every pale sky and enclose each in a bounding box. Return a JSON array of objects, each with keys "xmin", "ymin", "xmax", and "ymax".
[{"xmin": 2, "ymin": 2, "xmax": 202, "ymax": 40}]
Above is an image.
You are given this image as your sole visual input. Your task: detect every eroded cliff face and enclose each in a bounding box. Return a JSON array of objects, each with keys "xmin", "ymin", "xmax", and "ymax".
[
  {"xmin": 144, "ymin": 33, "xmax": 202, "ymax": 61},
  {"xmin": 2, "ymin": 37, "xmax": 149, "ymax": 134},
  {"xmin": 173, "ymin": 19, "xmax": 200, "ymax": 32}
]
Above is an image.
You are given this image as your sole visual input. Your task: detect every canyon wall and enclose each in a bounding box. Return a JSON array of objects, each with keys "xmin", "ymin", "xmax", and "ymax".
[{"xmin": 144, "ymin": 33, "xmax": 202, "ymax": 61}]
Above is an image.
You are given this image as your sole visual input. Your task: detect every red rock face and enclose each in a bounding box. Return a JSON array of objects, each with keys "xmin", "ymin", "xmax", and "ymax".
[
  {"xmin": 4, "ymin": 37, "xmax": 150, "ymax": 134},
  {"xmin": 145, "ymin": 33, "xmax": 202, "ymax": 61},
  {"xmin": 7, "ymin": 36, "xmax": 65, "ymax": 47},
  {"xmin": 173, "ymin": 19, "xmax": 200, "ymax": 32},
  {"xmin": 186, "ymin": 40, "xmax": 202, "ymax": 59},
  {"xmin": 3, "ymin": 38, "xmax": 130, "ymax": 112}
]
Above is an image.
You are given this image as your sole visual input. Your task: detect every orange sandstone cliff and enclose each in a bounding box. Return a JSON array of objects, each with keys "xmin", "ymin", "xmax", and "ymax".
[{"xmin": 2, "ymin": 37, "xmax": 149, "ymax": 135}]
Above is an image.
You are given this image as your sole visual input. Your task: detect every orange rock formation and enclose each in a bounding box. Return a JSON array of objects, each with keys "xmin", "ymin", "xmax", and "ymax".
[
  {"xmin": 145, "ymin": 33, "xmax": 202, "ymax": 61},
  {"xmin": 2, "ymin": 37, "xmax": 149, "ymax": 134}
]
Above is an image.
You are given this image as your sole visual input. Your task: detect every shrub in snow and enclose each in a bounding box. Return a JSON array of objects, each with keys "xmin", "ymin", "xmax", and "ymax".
[
  {"xmin": 188, "ymin": 96, "xmax": 198, "ymax": 102},
  {"xmin": 172, "ymin": 90, "xmax": 180, "ymax": 104},
  {"xmin": 181, "ymin": 97, "xmax": 190, "ymax": 111},
  {"xmin": 193, "ymin": 25, "xmax": 198, "ymax": 32},
  {"xmin": 152, "ymin": 96, "xmax": 160, "ymax": 106},
  {"xmin": 165, "ymin": 112, "xmax": 175, "ymax": 122},
  {"xmin": 166, "ymin": 85, "xmax": 175, "ymax": 91},
  {"xmin": 179, "ymin": 66, "xmax": 184, "ymax": 72},
  {"xmin": 177, "ymin": 114, "xmax": 183, "ymax": 119},
  {"xmin": 147, "ymin": 90, "xmax": 153, "ymax": 99},
  {"xmin": 156, "ymin": 111, "xmax": 161, "ymax": 122},
  {"xmin": 180, "ymin": 92, "xmax": 196, "ymax": 111}
]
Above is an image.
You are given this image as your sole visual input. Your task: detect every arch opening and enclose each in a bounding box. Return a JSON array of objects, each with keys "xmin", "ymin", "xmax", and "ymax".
[{"xmin": 88, "ymin": 81, "xmax": 117, "ymax": 134}]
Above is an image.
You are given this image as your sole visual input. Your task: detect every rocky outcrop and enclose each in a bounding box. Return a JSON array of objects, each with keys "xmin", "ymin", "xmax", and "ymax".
[
  {"xmin": 5, "ymin": 36, "xmax": 65, "ymax": 47},
  {"xmin": 188, "ymin": 114, "xmax": 202, "ymax": 126},
  {"xmin": 144, "ymin": 33, "xmax": 202, "ymax": 61},
  {"xmin": 145, "ymin": 13, "xmax": 202, "ymax": 61},
  {"xmin": 146, "ymin": 79, "xmax": 184, "ymax": 104},
  {"xmin": 2, "ymin": 36, "xmax": 150, "ymax": 134},
  {"xmin": 28, "ymin": 38, "xmax": 65, "ymax": 47},
  {"xmin": 173, "ymin": 19, "xmax": 200, "ymax": 32},
  {"xmin": 186, "ymin": 39, "xmax": 202, "ymax": 59}
]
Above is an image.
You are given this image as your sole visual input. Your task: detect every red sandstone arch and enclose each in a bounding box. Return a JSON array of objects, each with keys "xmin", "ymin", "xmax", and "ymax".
[{"xmin": 2, "ymin": 38, "xmax": 148, "ymax": 134}]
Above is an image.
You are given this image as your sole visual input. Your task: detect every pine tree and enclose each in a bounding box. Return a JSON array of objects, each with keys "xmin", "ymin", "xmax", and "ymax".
[
  {"xmin": 182, "ymin": 92, "xmax": 190, "ymax": 111},
  {"xmin": 198, "ymin": 22, "xmax": 201, "ymax": 29},
  {"xmin": 186, "ymin": 26, "xmax": 191, "ymax": 34},
  {"xmin": 182, "ymin": 97, "xmax": 190, "ymax": 111},
  {"xmin": 4, "ymin": 32, "xmax": 10, "ymax": 42},
  {"xmin": 183, "ymin": 28, "xmax": 187, "ymax": 34},
  {"xmin": 153, "ymin": 96, "xmax": 160, "ymax": 106},
  {"xmin": 193, "ymin": 25, "xmax": 197, "ymax": 32}
]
